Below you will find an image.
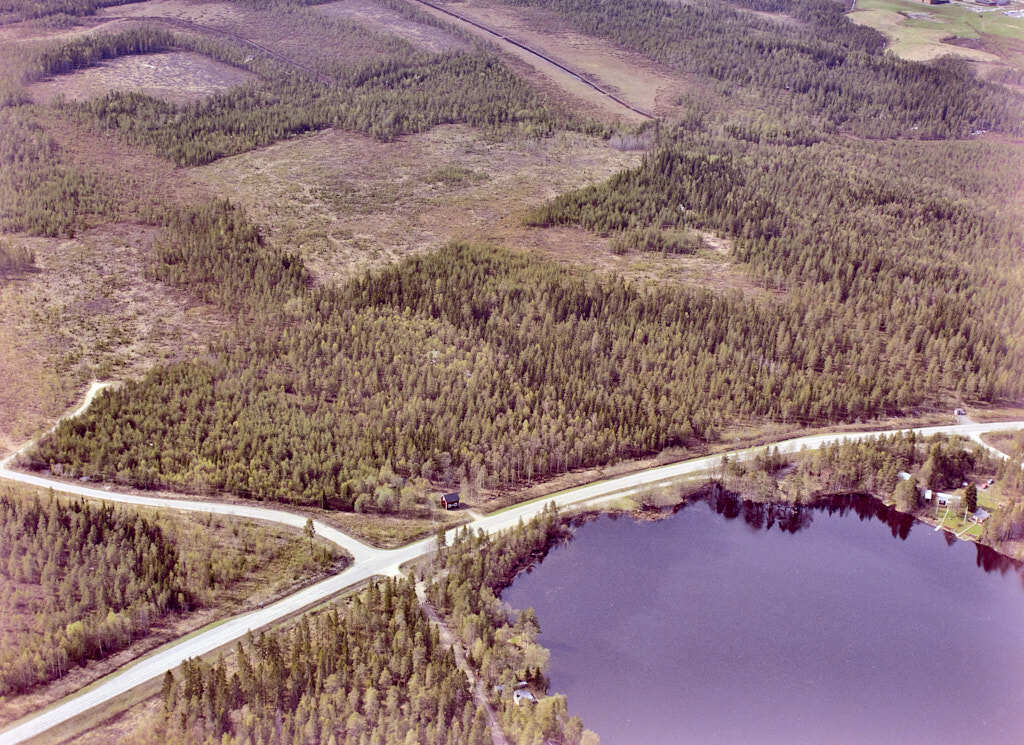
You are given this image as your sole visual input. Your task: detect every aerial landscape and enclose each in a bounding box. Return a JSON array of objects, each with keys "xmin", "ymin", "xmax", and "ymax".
[{"xmin": 0, "ymin": 0, "xmax": 1023, "ymax": 741}]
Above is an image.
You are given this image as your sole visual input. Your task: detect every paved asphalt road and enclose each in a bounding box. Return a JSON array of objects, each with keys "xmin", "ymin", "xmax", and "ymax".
[{"xmin": 1, "ymin": 384, "xmax": 1022, "ymax": 745}]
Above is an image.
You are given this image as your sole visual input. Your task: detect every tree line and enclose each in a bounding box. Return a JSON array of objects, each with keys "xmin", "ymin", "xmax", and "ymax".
[
  {"xmin": 503, "ymin": 0, "xmax": 1023, "ymax": 137},
  {"xmin": 27, "ymin": 218, "xmax": 999, "ymax": 508}
]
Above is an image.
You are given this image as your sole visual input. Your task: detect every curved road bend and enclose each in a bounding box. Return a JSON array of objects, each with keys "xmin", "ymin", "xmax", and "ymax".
[{"xmin": 1, "ymin": 387, "xmax": 1023, "ymax": 744}]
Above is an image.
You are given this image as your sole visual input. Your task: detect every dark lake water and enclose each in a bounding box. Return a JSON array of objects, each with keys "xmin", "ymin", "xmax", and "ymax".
[{"xmin": 502, "ymin": 494, "xmax": 1024, "ymax": 745}]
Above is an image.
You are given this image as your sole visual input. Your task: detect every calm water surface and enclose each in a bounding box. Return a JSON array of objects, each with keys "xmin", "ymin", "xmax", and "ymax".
[{"xmin": 502, "ymin": 495, "xmax": 1024, "ymax": 745}]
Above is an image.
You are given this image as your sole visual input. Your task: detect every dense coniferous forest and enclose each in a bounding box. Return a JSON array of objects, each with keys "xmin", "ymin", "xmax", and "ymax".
[
  {"xmin": 503, "ymin": 0, "xmax": 1023, "ymax": 137},
  {"xmin": 0, "ymin": 486, "xmax": 339, "ymax": 697},
  {"xmin": 139, "ymin": 578, "xmax": 488, "ymax": 745},
  {"xmin": 31, "ymin": 209, "xmax": 1009, "ymax": 507},
  {"xmin": 527, "ymin": 132, "xmax": 1024, "ymax": 402},
  {"xmin": 0, "ymin": 491, "xmax": 190, "ymax": 695}
]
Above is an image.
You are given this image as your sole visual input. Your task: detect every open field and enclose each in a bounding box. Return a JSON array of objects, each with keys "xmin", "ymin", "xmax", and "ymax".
[
  {"xmin": 0, "ymin": 481, "xmax": 344, "ymax": 727},
  {"xmin": 981, "ymin": 430, "xmax": 1023, "ymax": 455},
  {"xmin": 326, "ymin": 509, "xmax": 467, "ymax": 547},
  {"xmin": 850, "ymin": 0, "xmax": 1024, "ymax": 66},
  {"xmin": 314, "ymin": 0, "xmax": 470, "ymax": 53},
  {"xmin": 28, "ymin": 50, "xmax": 255, "ymax": 104}
]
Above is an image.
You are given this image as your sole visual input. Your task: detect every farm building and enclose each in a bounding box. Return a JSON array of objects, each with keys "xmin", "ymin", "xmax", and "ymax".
[{"xmin": 440, "ymin": 492, "xmax": 461, "ymax": 510}]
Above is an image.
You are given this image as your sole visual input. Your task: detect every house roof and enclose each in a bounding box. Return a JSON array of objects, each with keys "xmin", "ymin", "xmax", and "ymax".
[{"xmin": 442, "ymin": 492, "xmax": 460, "ymax": 503}]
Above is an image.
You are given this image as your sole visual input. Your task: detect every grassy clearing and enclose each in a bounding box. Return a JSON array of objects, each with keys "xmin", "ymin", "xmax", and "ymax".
[
  {"xmin": 971, "ymin": 405, "xmax": 1024, "ymax": 423},
  {"xmin": 0, "ymin": 481, "xmax": 345, "ymax": 727},
  {"xmin": 981, "ymin": 430, "xmax": 1022, "ymax": 456},
  {"xmin": 27, "ymin": 50, "xmax": 255, "ymax": 105},
  {"xmin": 850, "ymin": 0, "xmax": 1024, "ymax": 63},
  {"xmin": 317, "ymin": 509, "xmax": 468, "ymax": 548}
]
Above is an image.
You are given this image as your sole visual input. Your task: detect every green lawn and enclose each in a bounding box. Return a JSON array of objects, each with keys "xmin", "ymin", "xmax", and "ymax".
[{"xmin": 856, "ymin": 0, "xmax": 1024, "ymax": 40}]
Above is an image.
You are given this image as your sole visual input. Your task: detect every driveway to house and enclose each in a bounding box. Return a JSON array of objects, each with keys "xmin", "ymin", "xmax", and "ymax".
[{"xmin": 1, "ymin": 384, "xmax": 1022, "ymax": 745}]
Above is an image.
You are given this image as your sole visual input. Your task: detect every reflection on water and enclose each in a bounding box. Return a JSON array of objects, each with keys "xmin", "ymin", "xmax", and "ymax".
[{"xmin": 505, "ymin": 491, "xmax": 1024, "ymax": 745}]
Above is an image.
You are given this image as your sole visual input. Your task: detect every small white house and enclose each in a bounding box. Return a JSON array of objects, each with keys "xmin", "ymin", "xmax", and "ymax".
[{"xmin": 513, "ymin": 690, "xmax": 538, "ymax": 706}]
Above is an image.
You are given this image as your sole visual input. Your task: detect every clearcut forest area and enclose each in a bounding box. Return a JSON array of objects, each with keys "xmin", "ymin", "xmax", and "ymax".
[
  {"xmin": 1, "ymin": 0, "xmax": 1022, "ymax": 514},
  {"xmin": 1, "ymin": 0, "xmax": 1024, "ymax": 739}
]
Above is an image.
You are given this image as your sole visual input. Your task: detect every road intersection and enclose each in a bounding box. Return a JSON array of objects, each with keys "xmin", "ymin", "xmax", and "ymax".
[{"xmin": 1, "ymin": 384, "xmax": 1022, "ymax": 745}]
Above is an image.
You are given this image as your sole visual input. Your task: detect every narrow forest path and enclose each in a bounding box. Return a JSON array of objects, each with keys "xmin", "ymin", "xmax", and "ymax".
[{"xmin": 415, "ymin": 580, "xmax": 511, "ymax": 745}]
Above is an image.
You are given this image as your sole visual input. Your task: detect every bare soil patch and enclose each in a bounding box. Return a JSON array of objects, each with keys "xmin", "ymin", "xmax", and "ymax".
[
  {"xmin": 315, "ymin": 0, "xmax": 470, "ymax": 52},
  {"xmin": 0, "ymin": 222, "xmax": 228, "ymax": 456},
  {"xmin": 28, "ymin": 50, "xmax": 255, "ymax": 105}
]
